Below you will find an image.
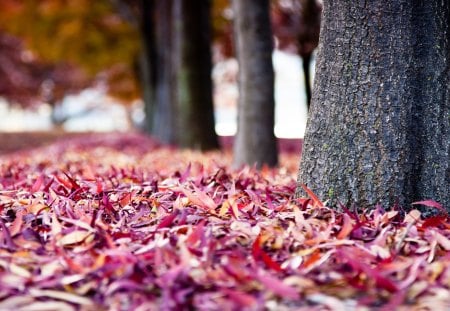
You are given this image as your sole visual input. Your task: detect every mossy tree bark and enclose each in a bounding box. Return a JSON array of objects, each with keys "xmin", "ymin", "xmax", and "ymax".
[
  {"xmin": 173, "ymin": 0, "xmax": 219, "ymax": 150},
  {"xmin": 232, "ymin": 0, "xmax": 278, "ymax": 168},
  {"xmin": 296, "ymin": 1, "xmax": 449, "ymax": 214}
]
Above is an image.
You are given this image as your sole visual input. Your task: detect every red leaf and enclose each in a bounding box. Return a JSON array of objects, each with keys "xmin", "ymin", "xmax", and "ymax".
[
  {"xmin": 119, "ymin": 192, "xmax": 132, "ymax": 207},
  {"xmin": 102, "ymin": 193, "xmax": 115, "ymax": 213},
  {"xmin": 252, "ymin": 234, "xmax": 283, "ymax": 272},
  {"xmin": 421, "ymin": 215, "xmax": 448, "ymax": 229},
  {"xmin": 157, "ymin": 209, "xmax": 179, "ymax": 229},
  {"xmin": 55, "ymin": 175, "xmax": 73, "ymax": 189},
  {"xmin": 300, "ymin": 184, "xmax": 323, "ymax": 208},
  {"xmin": 374, "ymin": 274, "xmax": 398, "ymax": 293},
  {"xmin": 302, "ymin": 250, "xmax": 321, "ymax": 269},
  {"xmin": 43, "ymin": 177, "xmax": 55, "ymax": 192},
  {"xmin": 96, "ymin": 179, "xmax": 103, "ymax": 194},
  {"xmin": 252, "ymin": 234, "xmax": 263, "ymax": 258},
  {"xmin": 260, "ymin": 252, "xmax": 283, "ymax": 272},
  {"xmin": 412, "ymin": 200, "xmax": 446, "ymax": 214},
  {"xmin": 63, "ymin": 172, "xmax": 81, "ymax": 190}
]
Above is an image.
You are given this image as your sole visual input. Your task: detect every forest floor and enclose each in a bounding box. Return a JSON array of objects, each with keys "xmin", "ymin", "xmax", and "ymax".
[
  {"xmin": 0, "ymin": 132, "xmax": 448, "ymax": 310},
  {"xmin": 0, "ymin": 131, "xmax": 302, "ymax": 155},
  {"xmin": 0, "ymin": 130, "xmax": 88, "ymax": 155}
]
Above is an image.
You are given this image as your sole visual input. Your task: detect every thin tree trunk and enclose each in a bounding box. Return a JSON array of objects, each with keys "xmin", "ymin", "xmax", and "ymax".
[
  {"xmin": 139, "ymin": 0, "xmax": 156, "ymax": 134},
  {"xmin": 173, "ymin": 0, "xmax": 219, "ymax": 150},
  {"xmin": 232, "ymin": 0, "xmax": 278, "ymax": 168},
  {"xmin": 302, "ymin": 52, "xmax": 312, "ymax": 109},
  {"xmin": 49, "ymin": 100, "xmax": 65, "ymax": 131},
  {"xmin": 297, "ymin": 0, "xmax": 321, "ymax": 111},
  {"xmin": 152, "ymin": 0, "xmax": 176, "ymax": 144},
  {"xmin": 296, "ymin": 1, "xmax": 450, "ymax": 214}
]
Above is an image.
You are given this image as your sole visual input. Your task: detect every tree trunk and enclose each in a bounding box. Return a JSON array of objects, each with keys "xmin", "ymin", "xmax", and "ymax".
[
  {"xmin": 49, "ymin": 99, "xmax": 65, "ymax": 131},
  {"xmin": 139, "ymin": 0, "xmax": 157, "ymax": 134},
  {"xmin": 232, "ymin": 0, "xmax": 278, "ymax": 168},
  {"xmin": 296, "ymin": 1, "xmax": 450, "ymax": 214},
  {"xmin": 302, "ymin": 52, "xmax": 312, "ymax": 109},
  {"xmin": 297, "ymin": 0, "xmax": 321, "ymax": 110},
  {"xmin": 152, "ymin": 0, "xmax": 176, "ymax": 144},
  {"xmin": 172, "ymin": 0, "xmax": 219, "ymax": 150}
]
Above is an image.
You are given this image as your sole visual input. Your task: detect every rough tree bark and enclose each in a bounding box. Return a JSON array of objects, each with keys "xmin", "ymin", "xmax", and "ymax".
[
  {"xmin": 296, "ymin": 1, "xmax": 449, "ymax": 214},
  {"xmin": 173, "ymin": 0, "xmax": 219, "ymax": 150},
  {"xmin": 232, "ymin": 0, "xmax": 278, "ymax": 168}
]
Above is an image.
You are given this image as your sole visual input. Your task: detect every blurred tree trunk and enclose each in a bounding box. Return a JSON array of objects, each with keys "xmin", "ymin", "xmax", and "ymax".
[
  {"xmin": 301, "ymin": 52, "xmax": 312, "ymax": 108},
  {"xmin": 296, "ymin": 1, "xmax": 450, "ymax": 214},
  {"xmin": 232, "ymin": 0, "xmax": 278, "ymax": 168},
  {"xmin": 297, "ymin": 0, "xmax": 321, "ymax": 110},
  {"xmin": 137, "ymin": 0, "xmax": 218, "ymax": 149},
  {"xmin": 138, "ymin": 0, "xmax": 157, "ymax": 134},
  {"xmin": 152, "ymin": 0, "xmax": 177, "ymax": 144},
  {"xmin": 48, "ymin": 100, "xmax": 65, "ymax": 131},
  {"xmin": 172, "ymin": 0, "xmax": 219, "ymax": 150}
]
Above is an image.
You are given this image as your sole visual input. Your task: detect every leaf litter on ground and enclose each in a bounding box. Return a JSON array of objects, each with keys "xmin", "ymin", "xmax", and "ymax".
[{"xmin": 0, "ymin": 132, "xmax": 449, "ymax": 310}]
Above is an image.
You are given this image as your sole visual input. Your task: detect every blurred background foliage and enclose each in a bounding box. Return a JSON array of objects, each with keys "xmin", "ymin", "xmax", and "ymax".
[
  {"xmin": 0, "ymin": 0, "xmax": 321, "ymax": 137},
  {"xmin": 0, "ymin": 0, "xmax": 140, "ymax": 104}
]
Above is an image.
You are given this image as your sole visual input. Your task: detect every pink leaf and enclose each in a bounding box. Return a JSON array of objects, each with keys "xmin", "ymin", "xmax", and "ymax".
[
  {"xmin": 222, "ymin": 289, "xmax": 257, "ymax": 307},
  {"xmin": 174, "ymin": 185, "xmax": 216, "ymax": 212},
  {"xmin": 257, "ymin": 273, "xmax": 299, "ymax": 299},
  {"xmin": 157, "ymin": 209, "xmax": 179, "ymax": 229},
  {"xmin": 30, "ymin": 174, "xmax": 44, "ymax": 194},
  {"xmin": 337, "ymin": 213, "xmax": 354, "ymax": 239},
  {"xmin": 412, "ymin": 200, "xmax": 446, "ymax": 213}
]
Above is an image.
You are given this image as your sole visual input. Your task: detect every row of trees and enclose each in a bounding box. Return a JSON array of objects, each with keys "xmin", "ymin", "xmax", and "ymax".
[
  {"xmin": 116, "ymin": 0, "xmax": 320, "ymax": 160},
  {"xmin": 1, "ymin": 1, "xmax": 447, "ymax": 212},
  {"xmin": 155, "ymin": 0, "xmax": 448, "ymax": 213},
  {"xmin": 0, "ymin": 0, "xmax": 321, "ymax": 156},
  {"xmin": 132, "ymin": 0, "xmax": 219, "ymax": 150}
]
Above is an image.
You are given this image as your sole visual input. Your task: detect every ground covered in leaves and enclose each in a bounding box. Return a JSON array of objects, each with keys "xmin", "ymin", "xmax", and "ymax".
[{"xmin": 0, "ymin": 133, "xmax": 449, "ymax": 310}]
